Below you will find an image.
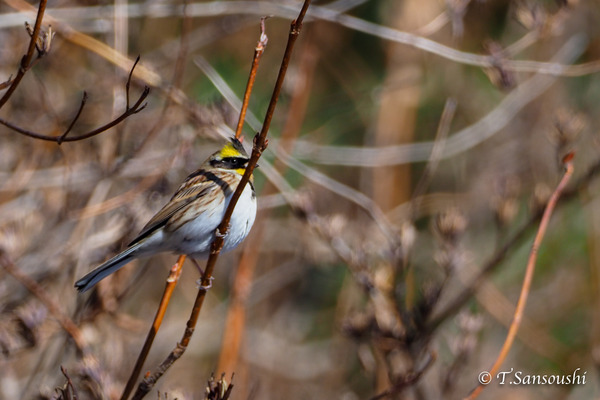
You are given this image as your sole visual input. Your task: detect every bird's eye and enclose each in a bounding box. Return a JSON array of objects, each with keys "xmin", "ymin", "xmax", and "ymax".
[{"xmin": 221, "ymin": 157, "xmax": 247, "ymax": 169}]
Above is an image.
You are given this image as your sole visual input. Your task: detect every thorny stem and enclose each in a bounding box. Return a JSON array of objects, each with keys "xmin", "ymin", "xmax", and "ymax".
[
  {"xmin": 0, "ymin": 0, "xmax": 47, "ymax": 109},
  {"xmin": 464, "ymin": 153, "xmax": 575, "ymax": 400},
  {"xmin": 131, "ymin": 1, "xmax": 311, "ymax": 398},
  {"xmin": 235, "ymin": 17, "xmax": 268, "ymax": 139}
]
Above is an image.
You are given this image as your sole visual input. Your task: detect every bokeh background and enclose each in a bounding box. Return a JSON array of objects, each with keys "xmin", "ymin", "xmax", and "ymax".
[{"xmin": 1, "ymin": 0, "xmax": 600, "ymax": 399}]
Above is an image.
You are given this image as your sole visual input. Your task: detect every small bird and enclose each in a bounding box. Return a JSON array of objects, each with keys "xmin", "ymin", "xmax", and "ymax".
[{"xmin": 75, "ymin": 138, "xmax": 257, "ymax": 293}]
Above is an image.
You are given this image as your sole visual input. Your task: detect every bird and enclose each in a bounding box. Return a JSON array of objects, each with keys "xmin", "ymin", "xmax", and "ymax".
[{"xmin": 75, "ymin": 137, "xmax": 257, "ymax": 293}]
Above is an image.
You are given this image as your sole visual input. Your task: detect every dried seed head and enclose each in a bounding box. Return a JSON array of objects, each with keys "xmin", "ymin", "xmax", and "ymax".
[
  {"xmin": 490, "ymin": 176, "xmax": 521, "ymax": 226},
  {"xmin": 531, "ymin": 182, "xmax": 552, "ymax": 213},
  {"xmin": 496, "ymin": 197, "xmax": 519, "ymax": 226},
  {"xmin": 515, "ymin": 3, "xmax": 546, "ymax": 32},
  {"xmin": 434, "ymin": 208, "xmax": 468, "ymax": 242},
  {"xmin": 483, "ymin": 42, "xmax": 516, "ymax": 90}
]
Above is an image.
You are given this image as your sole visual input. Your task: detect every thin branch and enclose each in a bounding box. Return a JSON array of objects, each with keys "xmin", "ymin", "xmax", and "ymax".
[
  {"xmin": 464, "ymin": 152, "xmax": 575, "ymax": 400},
  {"xmin": 235, "ymin": 17, "xmax": 268, "ymax": 139},
  {"xmin": 410, "ymin": 98, "xmax": 457, "ymax": 212},
  {"xmin": 0, "ymin": 76, "xmax": 13, "ymax": 90},
  {"xmin": 196, "ymin": 52, "xmax": 397, "ymax": 242},
  {"xmin": 131, "ymin": 2, "xmax": 311, "ymax": 398},
  {"xmin": 6, "ymin": 1, "xmax": 600, "ymax": 77},
  {"xmin": 57, "ymin": 91, "xmax": 88, "ymax": 145},
  {"xmin": 0, "ymin": 59, "xmax": 149, "ymax": 144},
  {"xmin": 60, "ymin": 366, "xmax": 79, "ymax": 400},
  {"xmin": 120, "ymin": 256, "xmax": 185, "ymax": 400},
  {"xmin": 0, "ymin": 0, "xmax": 47, "ymax": 110},
  {"xmin": 217, "ymin": 31, "xmax": 317, "ymax": 376}
]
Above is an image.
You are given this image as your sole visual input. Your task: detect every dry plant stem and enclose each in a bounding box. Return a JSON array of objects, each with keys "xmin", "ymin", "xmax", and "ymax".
[
  {"xmin": 60, "ymin": 366, "xmax": 79, "ymax": 399},
  {"xmin": 428, "ymin": 154, "xmax": 599, "ymax": 331},
  {"xmin": 0, "ymin": 0, "xmax": 46, "ymax": 109},
  {"xmin": 132, "ymin": 2, "xmax": 311, "ymax": 398},
  {"xmin": 217, "ymin": 30, "xmax": 318, "ymax": 375},
  {"xmin": 120, "ymin": 256, "xmax": 186, "ymax": 400},
  {"xmin": 235, "ymin": 17, "xmax": 268, "ymax": 139},
  {"xmin": 465, "ymin": 154, "xmax": 575, "ymax": 400},
  {"xmin": 0, "ymin": 57, "xmax": 149, "ymax": 143},
  {"xmin": 411, "ymin": 98, "xmax": 457, "ymax": 210},
  {"xmin": 129, "ymin": 15, "xmax": 268, "ymax": 399}
]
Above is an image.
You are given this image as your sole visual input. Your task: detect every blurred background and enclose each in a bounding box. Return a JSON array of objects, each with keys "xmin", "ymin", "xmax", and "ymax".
[{"xmin": 1, "ymin": 0, "xmax": 600, "ymax": 399}]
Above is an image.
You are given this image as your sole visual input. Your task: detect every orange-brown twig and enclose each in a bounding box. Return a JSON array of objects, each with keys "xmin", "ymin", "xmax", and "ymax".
[
  {"xmin": 465, "ymin": 152, "xmax": 575, "ymax": 400},
  {"xmin": 235, "ymin": 17, "xmax": 268, "ymax": 139},
  {"xmin": 131, "ymin": 2, "xmax": 311, "ymax": 398},
  {"xmin": 217, "ymin": 34, "xmax": 318, "ymax": 377},
  {"xmin": 120, "ymin": 255, "xmax": 185, "ymax": 400}
]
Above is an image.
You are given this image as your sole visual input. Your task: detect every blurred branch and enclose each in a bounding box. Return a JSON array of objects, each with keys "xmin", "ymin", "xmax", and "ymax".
[
  {"xmin": 0, "ymin": 56, "xmax": 149, "ymax": 144},
  {"xmin": 196, "ymin": 48, "xmax": 397, "ymax": 242},
  {"xmin": 465, "ymin": 153, "xmax": 574, "ymax": 400},
  {"xmin": 428, "ymin": 151, "xmax": 600, "ymax": 331},
  {"xmin": 5, "ymin": 2, "xmax": 600, "ymax": 77},
  {"xmin": 0, "ymin": 0, "xmax": 47, "ymax": 110},
  {"xmin": 0, "ymin": 250, "xmax": 88, "ymax": 353},
  {"xmin": 410, "ymin": 98, "xmax": 457, "ymax": 212},
  {"xmin": 276, "ymin": 147, "xmax": 397, "ymax": 242},
  {"xmin": 131, "ymin": 2, "xmax": 311, "ymax": 398},
  {"xmin": 290, "ymin": 35, "xmax": 586, "ymax": 166}
]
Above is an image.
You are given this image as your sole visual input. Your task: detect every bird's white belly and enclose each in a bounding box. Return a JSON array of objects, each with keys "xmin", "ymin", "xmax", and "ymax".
[{"xmin": 169, "ymin": 183, "xmax": 257, "ymax": 259}]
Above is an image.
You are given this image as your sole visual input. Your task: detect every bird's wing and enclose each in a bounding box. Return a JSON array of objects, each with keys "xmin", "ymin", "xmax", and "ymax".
[{"xmin": 128, "ymin": 170, "xmax": 226, "ymax": 246}]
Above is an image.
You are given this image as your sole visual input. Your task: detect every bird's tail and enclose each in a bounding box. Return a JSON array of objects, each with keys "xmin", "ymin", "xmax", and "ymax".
[{"xmin": 75, "ymin": 246, "xmax": 138, "ymax": 293}]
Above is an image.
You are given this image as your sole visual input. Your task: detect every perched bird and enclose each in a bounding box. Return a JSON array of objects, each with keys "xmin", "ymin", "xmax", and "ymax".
[{"xmin": 75, "ymin": 138, "xmax": 257, "ymax": 293}]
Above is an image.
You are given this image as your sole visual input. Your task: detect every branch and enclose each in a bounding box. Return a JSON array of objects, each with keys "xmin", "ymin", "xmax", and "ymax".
[
  {"xmin": 131, "ymin": 2, "xmax": 311, "ymax": 398},
  {"xmin": 120, "ymin": 256, "xmax": 185, "ymax": 400},
  {"xmin": 0, "ymin": 56, "xmax": 149, "ymax": 144},
  {"xmin": 464, "ymin": 152, "xmax": 575, "ymax": 400},
  {"xmin": 0, "ymin": 0, "xmax": 47, "ymax": 110},
  {"xmin": 234, "ymin": 17, "xmax": 269, "ymax": 139}
]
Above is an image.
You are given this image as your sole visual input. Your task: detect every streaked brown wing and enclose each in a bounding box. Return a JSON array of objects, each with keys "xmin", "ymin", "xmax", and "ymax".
[{"xmin": 128, "ymin": 171, "xmax": 215, "ymax": 246}]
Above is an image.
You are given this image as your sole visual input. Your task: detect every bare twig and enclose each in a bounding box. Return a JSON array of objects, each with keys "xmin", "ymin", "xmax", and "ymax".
[
  {"xmin": 57, "ymin": 92, "xmax": 88, "ymax": 144},
  {"xmin": 217, "ymin": 29, "xmax": 316, "ymax": 376},
  {"xmin": 464, "ymin": 152, "xmax": 575, "ymax": 400},
  {"xmin": 0, "ymin": 57, "xmax": 149, "ymax": 144},
  {"xmin": 0, "ymin": 76, "xmax": 13, "ymax": 90},
  {"xmin": 131, "ymin": 2, "xmax": 311, "ymax": 398},
  {"xmin": 120, "ymin": 256, "xmax": 186, "ymax": 400},
  {"xmin": 235, "ymin": 17, "xmax": 268, "ymax": 139},
  {"xmin": 410, "ymin": 98, "xmax": 457, "ymax": 211},
  {"xmin": 60, "ymin": 366, "xmax": 79, "ymax": 400},
  {"xmin": 0, "ymin": 0, "xmax": 47, "ymax": 110}
]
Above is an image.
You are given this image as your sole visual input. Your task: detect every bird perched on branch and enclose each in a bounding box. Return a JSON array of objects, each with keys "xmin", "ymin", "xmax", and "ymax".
[{"xmin": 75, "ymin": 137, "xmax": 257, "ymax": 293}]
